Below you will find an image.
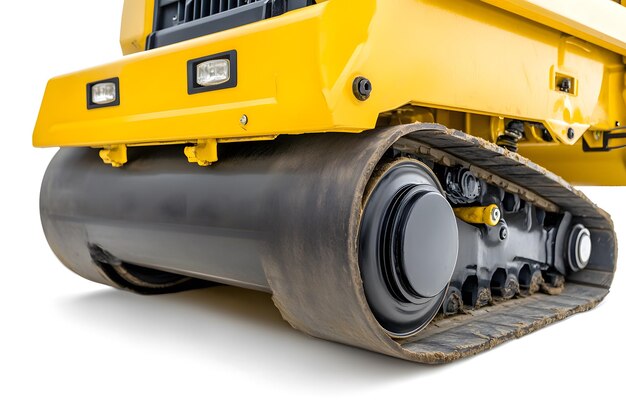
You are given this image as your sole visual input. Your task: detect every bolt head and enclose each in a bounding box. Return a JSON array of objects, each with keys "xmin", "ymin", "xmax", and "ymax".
[
  {"xmin": 240, "ymin": 114, "xmax": 248, "ymax": 126},
  {"xmin": 499, "ymin": 226, "xmax": 508, "ymax": 240},
  {"xmin": 491, "ymin": 207, "xmax": 501, "ymax": 223},
  {"xmin": 353, "ymin": 77, "xmax": 372, "ymax": 101},
  {"xmin": 567, "ymin": 127, "xmax": 575, "ymax": 140},
  {"xmin": 559, "ymin": 78, "xmax": 572, "ymax": 93}
]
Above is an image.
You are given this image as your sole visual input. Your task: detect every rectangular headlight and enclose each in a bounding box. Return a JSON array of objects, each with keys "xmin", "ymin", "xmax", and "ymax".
[
  {"xmin": 91, "ymin": 82, "xmax": 117, "ymax": 105},
  {"xmin": 187, "ymin": 51, "xmax": 237, "ymax": 95},
  {"xmin": 196, "ymin": 59, "xmax": 230, "ymax": 87},
  {"xmin": 87, "ymin": 78, "xmax": 120, "ymax": 109}
]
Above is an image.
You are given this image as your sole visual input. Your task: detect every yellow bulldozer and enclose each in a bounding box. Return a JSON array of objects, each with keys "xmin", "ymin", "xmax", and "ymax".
[{"xmin": 34, "ymin": 0, "xmax": 625, "ymax": 363}]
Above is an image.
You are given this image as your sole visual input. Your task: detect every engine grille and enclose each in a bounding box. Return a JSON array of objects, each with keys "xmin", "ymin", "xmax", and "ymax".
[
  {"xmin": 148, "ymin": 0, "xmax": 312, "ymax": 48},
  {"xmin": 155, "ymin": 0, "xmax": 269, "ymax": 31}
]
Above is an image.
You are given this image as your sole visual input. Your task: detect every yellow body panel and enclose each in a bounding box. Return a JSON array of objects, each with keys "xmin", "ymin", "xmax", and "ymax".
[
  {"xmin": 519, "ymin": 140, "xmax": 626, "ymax": 185},
  {"xmin": 120, "ymin": 0, "xmax": 154, "ymax": 55},
  {"xmin": 34, "ymin": 0, "xmax": 626, "ymax": 184},
  {"xmin": 482, "ymin": 0, "xmax": 626, "ymax": 56}
]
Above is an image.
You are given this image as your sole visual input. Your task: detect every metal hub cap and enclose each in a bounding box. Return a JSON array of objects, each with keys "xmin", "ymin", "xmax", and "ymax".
[
  {"xmin": 568, "ymin": 224, "xmax": 592, "ymax": 271},
  {"xmin": 359, "ymin": 159, "xmax": 459, "ymax": 337},
  {"xmin": 397, "ymin": 191, "xmax": 458, "ymax": 298}
]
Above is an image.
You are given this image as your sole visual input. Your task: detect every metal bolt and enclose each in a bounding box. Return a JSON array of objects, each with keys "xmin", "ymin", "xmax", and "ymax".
[
  {"xmin": 559, "ymin": 78, "xmax": 572, "ymax": 93},
  {"xmin": 353, "ymin": 77, "xmax": 372, "ymax": 101},
  {"xmin": 240, "ymin": 114, "xmax": 249, "ymax": 126},
  {"xmin": 499, "ymin": 226, "xmax": 508, "ymax": 240},
  {"xmin": 567, "ymin": 127, "xmax": 575, "ymax": 140},
  {"xmin": 491, "ymin": 207, "xmax": 501, "ymax": 224}
]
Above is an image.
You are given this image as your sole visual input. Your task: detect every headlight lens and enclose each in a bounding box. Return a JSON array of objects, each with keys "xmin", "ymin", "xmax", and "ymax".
[
  {"xmin": 90, "ymin": 82, "xmax": 117, "ymax": 105},
  {"xmin": 196, "ymin": 59, "xmax": 231, "ymax": 87}
]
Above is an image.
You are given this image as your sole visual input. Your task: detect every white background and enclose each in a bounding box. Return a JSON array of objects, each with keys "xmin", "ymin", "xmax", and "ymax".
[{"xmin": 1, "ymin": 1, "xmax": 625, "ymax": 416}]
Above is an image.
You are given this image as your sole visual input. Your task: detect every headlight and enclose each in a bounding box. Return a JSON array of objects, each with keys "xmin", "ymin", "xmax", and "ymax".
[
  {"xmin": 196, "ymin": 59, "xmax": 231, "ymax": 87},
  {"xmin": 188, "ymin": 51, "xmax": 237, "ymax": 94},
  {"xmin": 87, "ymin": 78, "xmax": 120, "ymax": 109}
]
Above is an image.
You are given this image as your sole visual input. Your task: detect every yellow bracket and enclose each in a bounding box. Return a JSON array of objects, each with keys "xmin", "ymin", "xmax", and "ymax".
[
  {"xmin": 99, "ymin": 145, "xmax": 128, "ymax": 168},
  {"xmin": 545, "ymin": 119, "xmax": 589, "ymax": 145},
  {"xmin": 454, "ymin": 204, "xmax": 501, "ymax": 227},
  {"xmin": 184, "ymin": 139, "xmax": 218, "ymax": 167}
]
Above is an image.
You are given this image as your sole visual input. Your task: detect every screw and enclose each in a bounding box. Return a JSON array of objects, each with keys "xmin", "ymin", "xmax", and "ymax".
[
  {"xmin": 567, "ymin": 127, "xmax": 575, "ymax": 140},
  {"xmin": 559, "ymin": 78, "xmax": 572, "ymax": 93},
  {"xmin": 499, "ymin": 226, "xmax": 508, "ymax": 240},
  {"xmin": 353, "ymin": 77, "xmax": 372, "ymax": 101},
  {"xmin": 240, "ymin": 114, "xmax": 248, "ymax": 126}
]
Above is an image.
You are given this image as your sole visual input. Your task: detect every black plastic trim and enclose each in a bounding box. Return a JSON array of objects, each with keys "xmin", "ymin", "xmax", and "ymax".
[
  {"xmin": 147, "ymin": 0, "xmax": 314, "ymax": 50},
  {"xmin": 148, "ymin": 1, "xmax": 269, "ymax": 49},
  {"xmin": 582, "ymin": 128, "xmax": 626, "ymax": 152},
  {"xmin": 86, "ymin": 77, "xmax": 120, "ymax": 110},
  {"xmin": 187, "ymin": 50, "xmax": 238, "ymax": 94}
]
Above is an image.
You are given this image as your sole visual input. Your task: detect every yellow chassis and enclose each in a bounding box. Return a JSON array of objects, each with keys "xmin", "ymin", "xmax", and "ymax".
[{"xmin": 34, "ymin": 0, "xmax": 626, "ymax": 184}]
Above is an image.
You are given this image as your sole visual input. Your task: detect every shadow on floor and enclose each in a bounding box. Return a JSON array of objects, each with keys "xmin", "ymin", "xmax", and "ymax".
[{"xmin": 58, "ymin": 285, "xmax": 446, "ymax": 387}]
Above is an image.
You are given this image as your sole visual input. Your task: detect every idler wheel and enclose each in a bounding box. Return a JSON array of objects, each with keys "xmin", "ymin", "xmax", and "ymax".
[{"xmin": 359, "ymin": 159, "xmax": 459, "ymax": 337}]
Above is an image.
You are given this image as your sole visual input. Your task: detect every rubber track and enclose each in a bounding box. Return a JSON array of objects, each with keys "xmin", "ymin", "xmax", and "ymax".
[{"xmin": 267, "ymin": 123, "xmax": 617, "ymax": 363}]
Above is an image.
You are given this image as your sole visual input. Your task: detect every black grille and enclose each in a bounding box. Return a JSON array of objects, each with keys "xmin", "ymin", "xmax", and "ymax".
[
  {"xmin": 156, "ymin": 1, "xmax": 267, "ymax": 30},
  {"xmin": 149, "ymin": 0, "xmax": 313, "ymax": 48}
]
